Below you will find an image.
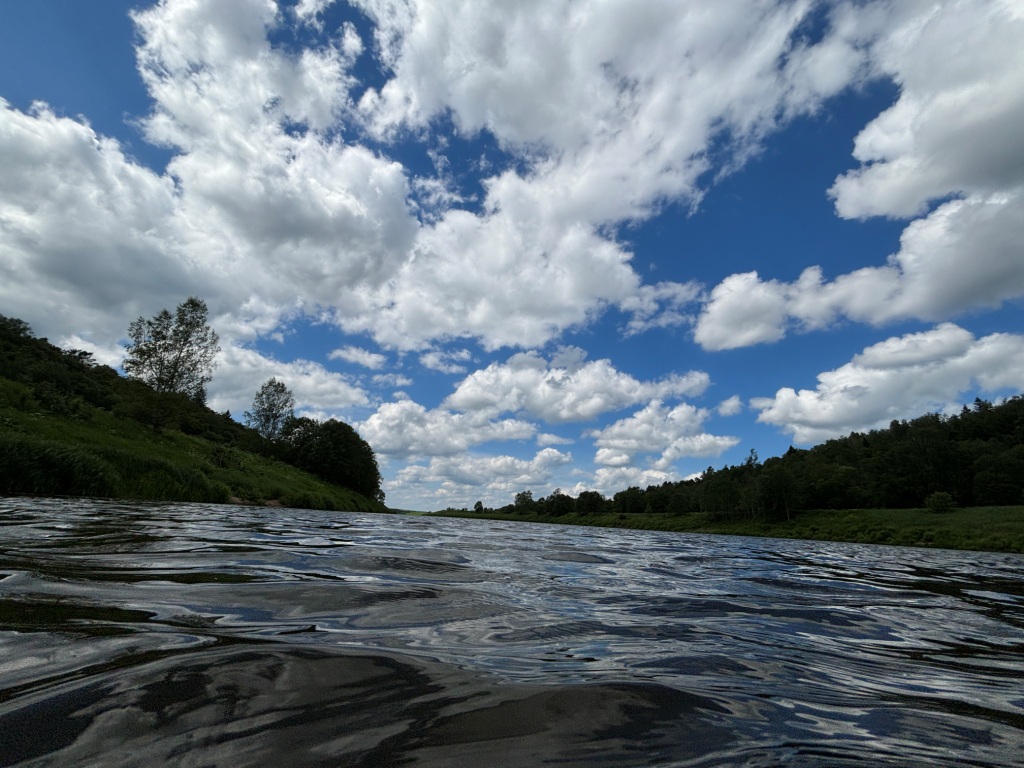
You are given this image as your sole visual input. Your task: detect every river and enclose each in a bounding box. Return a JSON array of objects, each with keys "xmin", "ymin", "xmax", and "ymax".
[{"xmin": 1, "ymin": 497, "xmax": 1022, "ymax": 766}]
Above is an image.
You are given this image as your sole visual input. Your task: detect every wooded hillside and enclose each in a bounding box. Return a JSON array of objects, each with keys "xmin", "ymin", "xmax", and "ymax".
[{"xmin": 0, "ymin": 315, "xmax": 384, "ymax": 509}]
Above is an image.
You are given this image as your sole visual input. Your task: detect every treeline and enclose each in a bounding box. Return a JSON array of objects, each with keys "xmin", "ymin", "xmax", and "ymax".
[
  {"xmin": 0, "ymin": 314, "xmax": 382, "ymax": 504},
  {"xmin": 461, "ymin": 396, "xmax": 1024, "ymax": 520}
]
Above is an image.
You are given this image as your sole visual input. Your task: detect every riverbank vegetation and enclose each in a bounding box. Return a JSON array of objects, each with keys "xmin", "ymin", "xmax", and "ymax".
[
  {"xmin": 435, "ymin": 505, "xmax": 1024, "ymax": 553},
  {"xmin": 0, "ymin": 313, "xmax": 385, "ymax": 511},
  {"xmin": 435, "ymin": 395, "xmax": 1024, "ymax": 553}
]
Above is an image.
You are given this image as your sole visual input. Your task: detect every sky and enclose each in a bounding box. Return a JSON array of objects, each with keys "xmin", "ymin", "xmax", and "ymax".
[{"xmin": 1, "ymin": 0, "xmax": 1022, "ymax": 511}]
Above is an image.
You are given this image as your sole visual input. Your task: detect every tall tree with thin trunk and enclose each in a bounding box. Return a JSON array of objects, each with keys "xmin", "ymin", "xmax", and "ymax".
[
  {"xmin": 245, "ymin": 378, "xmax": 295, "ymax": 440},
  {"xmin": 123, "ymin": 297, "xmax": 220, "ymax": 403}
]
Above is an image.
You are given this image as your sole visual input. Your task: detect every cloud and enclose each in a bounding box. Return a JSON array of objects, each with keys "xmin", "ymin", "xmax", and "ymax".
[
  {"xmin": 0, "ymin": 2, "xmax": 416, "ymax": 356},
  {"xmin": 696, "ymin": 1, "xmax": 1024, "ymax": 350},
  {"xmin": 696, "ymin": 193, "xmax": 1024, "ymax": 350},
  {"xmin": 829, "ymin": 0, "xmax": 1024, "ymax": 220},
  {"xmin": 444, "ymin": 347, "xmax": 709, "ymax": 422},
  {"xmin": 419, "ymin": 347, "xmax": 472, "ymax": 374},
  {"xmin": 590, "ymin": 401, "xmax": 739, "ymax": 472},
  {"xmin": 338, "ymin": 0, "xmax": 870, "ymax": 350},
  {"xmin": 751, "ymin": 323, "xmax": 1024, "ymax": 444},
  {"xmin": 2, "ymin": 0, "xmax": 894, "ymax": 363},
  {"xmin": 693, "ymin": 272, "xmax": 789, "ymax": 351},
  {"xmin": 358, "ymin": 0, "xmax": 852, "ymax": 183},
  {"xmin": 388, "ymin": 448, "xmax": 571, "ymax": 508},
  {"xmin": 372, "ymin": 372, "xmax": 413, "ymax": 389},
  {"xmin": 0, "ymin": 0, "xmax": 419, "ymax": 425},
  {"xmin": 620, "ymin": 281, "xmax": 703, "ymax": 336},
  {"xmin": 583, "ymin": 467, "xmax": 679, "ymax": 497},
  {"xmin": 293, "ymin": 0, "xmax": 342, "ymax": 29},
  {"xmin": 329, "ymin": 345, "xmax": 388, "ymax": 369},
  {"xmin": 0, "ymin": 100, "xmax": 184, "ymax": 340},
  {"xmin": 134, "ymin": 0, "xmax": 419, "ymax": 297},
  {"xmin": 537, "ymin": 433, "xmax": 574, "ymax": 447},
  {"xmin": 209, "ymin": 344, "xmax": 369, "ymax": 417},
  {"xmin": 358, "ymin": 398, "xmax": 536, "ymax": 458},
  {"xmin": 340, "ymin": 213, "xmax": 646, "ymax": 350},
  {"xmin": 717, "ymin": 395, "xmax": 744, "ymax": 416}
]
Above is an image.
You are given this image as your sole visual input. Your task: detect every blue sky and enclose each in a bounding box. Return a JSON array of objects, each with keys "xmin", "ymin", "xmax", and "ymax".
[{"xmin": 2, "ymin": 0, "xmax": 1022, "ymax": 510}]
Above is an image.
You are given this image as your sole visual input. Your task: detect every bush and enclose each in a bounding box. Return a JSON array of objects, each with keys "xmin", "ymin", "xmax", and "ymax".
[
  {"xmin": 0, "ymin": 433, "xmax": 118, "ymax": 497},
  {"xmin": 0, "ymin": 379, "xmax": 36, "ymax": 411},
  {"xmin": 96, "ymin": 447, "xmax": 227, "ymax": 503},
  {"xmin": 208, "ymin": 482, "xmax": 232, "ymax": 504},
  {"xmin": 925, "ymin": 491, "xmax": 957, "ymax": 513}
]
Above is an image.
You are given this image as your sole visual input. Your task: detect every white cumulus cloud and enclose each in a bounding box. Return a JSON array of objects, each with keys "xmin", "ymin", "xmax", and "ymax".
[
  {"xmin": 211, "ymin": 343, "xmax": 369, "ymax": 418},
  {"xmin": 389, "ymin": 448, "xmax": 572, "ymax": 508},
  {"xmin": 358, "ymin": 398, "xmax": 536, "ymax": 458},
  {"xmin": 695, "ymin": 1, "xmax": 1024, "ymax": 350},
  {"xmin": 329, "ymin": 345, "xmax": 388, "ymax": 370},
  {"xmin": 717, "ymin": 395, "xmax": 744, "ymax": 416},
  {"xmin": 751, "ymin": 323, "xmax": 1024, "ymax": 444},
  {"xmin": 590, "ymin": 401, "xmax": 740, "ymax": 472},
  {"xmin": 444, "ymin": 347, "xmax": 709, "ymax": 422}
]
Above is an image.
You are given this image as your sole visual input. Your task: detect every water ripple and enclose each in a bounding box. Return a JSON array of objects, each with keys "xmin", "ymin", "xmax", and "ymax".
[{"xmin": 1, "ymin": 497, "xmax": 1023, "ymax": 767}]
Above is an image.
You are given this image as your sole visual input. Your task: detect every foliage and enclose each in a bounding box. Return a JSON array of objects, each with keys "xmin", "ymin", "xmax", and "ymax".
[
  {"xmin": 0, "ymin": 432, "xmax": 117, "ymax": 497},
  {"xmin": 925, "ymin": 491, "xmax": 957, "ymax": 513},
  {"xmin": 0, "ymin": 313, "xmax": 385, "ymax": 510},
  {"xmin": 281, "ymin": 417, "xmax": 384, "ymax": 503},
  {"xmin": 575, "ymin": 490, "xmax": 605, "ymax": 516},
  {"xmin": 435, "ymin": 504, "xmax": 1024, "ymax": 554},
  {"xmin": 244, "ymin": 378, "xmax": 295, "ymax": 440},
  {"xmin": 490, "ymin": 395, "xmax": 1024, "ymax": 524},
  {"xmin": 513, "ymin": 490, "xmax": 534, "ymax": 510},
  {"xmin": 123, "ymin": 297, "xmax": 220, "ymax": 402},
  {"xmin": 447, "ymin": 395, "xmax": 1024, "ymax": 553}
]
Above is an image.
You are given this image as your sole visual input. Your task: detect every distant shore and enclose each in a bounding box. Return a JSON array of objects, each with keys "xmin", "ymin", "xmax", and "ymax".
[{"xmin": 429, "ymin": 506, "xmax": 1024, "ymax": 554}]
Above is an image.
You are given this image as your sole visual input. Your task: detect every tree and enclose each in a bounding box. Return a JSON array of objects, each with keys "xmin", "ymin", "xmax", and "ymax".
[
  {"xmin": 0, "ymin": 315, "xmax": 32, "ymax": 338},
  {"xmin": 281, "ymin": 417, "xmax": 384, "ymax": 503},
  {"xmin": 612, "ymin": 486, "xmax": 645, "ymax": 515},
  {"xmin": 575, "ymin": 490, "xmax": 605, "ymax": 516},
  {"xmin": 545, "ymin": 488, "xmax": 575, "ymax": 517},
  {"xmin": 123, "ymin": 297, "xmax": 220, "ymax": 402},
  {"xmin": 245, "ymin": 378, "xmax": 295, "ymax": 440},
  {"xmin": 924, "ymin": 491, "xmax": 956, "ymax": 513},
  {"xmin": 514, "ymin": 490, "xmax": 534, "ymax": 511}
]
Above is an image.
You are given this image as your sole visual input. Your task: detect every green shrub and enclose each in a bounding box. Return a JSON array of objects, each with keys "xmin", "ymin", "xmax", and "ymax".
[
  {"xmin": 0, "ymin": 379, "xmax": 36, "ymax": 411},
  {"xmin": 0, "ymin": 432, "xmax": 117, "ymax": 497},
  {"xmin": 925, "ymin": 491, "xmax": 957, "ymax": 513},
  {"xmin": 208, "ymin": 482, "xmax": 232, "ymax": 504}
]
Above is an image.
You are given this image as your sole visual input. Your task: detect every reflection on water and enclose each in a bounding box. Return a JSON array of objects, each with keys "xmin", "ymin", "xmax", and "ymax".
[{"xmin": 1, "ymin": 498, "xmax": 1023, "ymax": 766}]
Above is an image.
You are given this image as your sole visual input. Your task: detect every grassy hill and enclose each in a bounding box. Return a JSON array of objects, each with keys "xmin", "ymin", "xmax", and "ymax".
[
  {"xmin": 0, "ymin": 316, "xmax": 386, "ymax": 512},
  {"xmin": 0, "ymin": 403, "xmax": 383, "ymax": 512}
]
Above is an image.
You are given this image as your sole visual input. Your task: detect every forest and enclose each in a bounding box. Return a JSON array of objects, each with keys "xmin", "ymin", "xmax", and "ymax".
[
  {"xmin": 463, "ymin": 395, "xmax": 1024, "ymax": 522},
  {"xmin": 0, "ymin": 313, "xmax": 384, "ymax": 508}
]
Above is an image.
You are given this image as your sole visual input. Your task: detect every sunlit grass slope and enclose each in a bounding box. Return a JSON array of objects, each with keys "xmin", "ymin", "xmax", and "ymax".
[{"xmin": 0, "ymin": 404, "xmax": 385, "ymax": 512}]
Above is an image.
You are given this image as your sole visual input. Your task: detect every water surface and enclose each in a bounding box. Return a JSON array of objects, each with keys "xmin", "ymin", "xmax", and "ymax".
[{"xmin": 1, "ymin": 498, "xmax": 1022, "ymax": 766}]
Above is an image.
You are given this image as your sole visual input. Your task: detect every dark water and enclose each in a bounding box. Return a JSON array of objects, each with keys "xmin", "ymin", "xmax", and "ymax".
[{"xmin": 1, "ymin": 498, "xmax": 1022, "ymax": 767}]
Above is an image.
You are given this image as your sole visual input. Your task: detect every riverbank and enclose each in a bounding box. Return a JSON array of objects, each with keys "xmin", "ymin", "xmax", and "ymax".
[
  {"xmin": 1, "ymin": 316, "xmax": 386, "ymax": 511},
  {"xmin": 430, "ymin": 506, "xmax": 1024, "ymax": 553},
  {"xmin": 0, "ymin": 404, "xmax": 385, "ymax": 512}
]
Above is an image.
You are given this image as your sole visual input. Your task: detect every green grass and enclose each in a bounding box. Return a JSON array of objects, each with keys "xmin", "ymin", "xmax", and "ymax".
[
  {"xmin": 0, "ymin": 403, "xmax": 385, "ymax": 512},
  {"xmin": 431, "ymin": 506, "xmax": 1024, "ymax": 553}
]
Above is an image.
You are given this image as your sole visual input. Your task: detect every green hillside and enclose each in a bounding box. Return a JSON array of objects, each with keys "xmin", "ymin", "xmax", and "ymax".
[{"xmin": 0, "ymin": 315, "xmax": 386, "ymax": 512}]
